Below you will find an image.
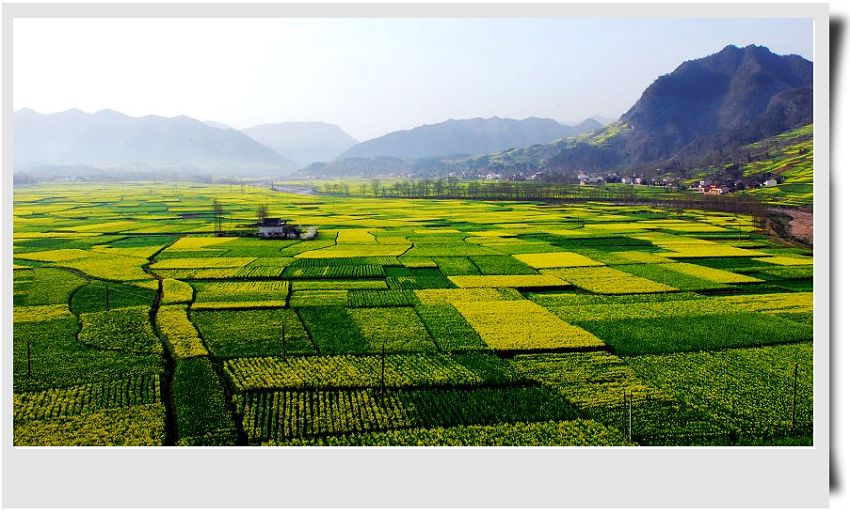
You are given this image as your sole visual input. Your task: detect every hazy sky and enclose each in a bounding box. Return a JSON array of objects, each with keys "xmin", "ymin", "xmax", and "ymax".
[{"xmin": 13, "ymin": 18, "xmax": 813, "ymax": 141}]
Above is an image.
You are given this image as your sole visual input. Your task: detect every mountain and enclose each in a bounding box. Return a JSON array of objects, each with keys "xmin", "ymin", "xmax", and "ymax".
[
  {"xmin": 337, "ymin": 116, "xmax": 602, "ymax": 160},
  {"xmin": 570, "ymin": 117, "xmax": 607, "ymax": 132},
  {"xmin": 464, "ymin": 44, "xmax": 813, "ymax": 175},
  {"xmin": 203, "ymin": 120, "xmax": 234, "ymax": 130},
  {"xmin": 619, "ymin": 44, "xmax": 812, "ymax": 164},
  {"xmin": 241, "ymin": 122, "xmax": 358, "ymax": 166},
  {"xmin": 13, "ymin": 108, "xmax": 298, "ymax": 178},
  {"xmin": 589, "ymin": 116, "xmax": 617, "ymax": 126}
]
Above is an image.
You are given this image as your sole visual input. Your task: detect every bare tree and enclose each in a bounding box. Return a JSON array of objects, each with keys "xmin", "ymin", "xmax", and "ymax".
[{"xmin": 257, "ymin": 203, "xmax": 269, "ymax": 224}]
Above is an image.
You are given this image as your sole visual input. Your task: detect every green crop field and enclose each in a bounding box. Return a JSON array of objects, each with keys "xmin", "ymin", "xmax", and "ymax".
[{"xmin": 12, "ymin": 182, "xmax": 814, "ymax": 446}]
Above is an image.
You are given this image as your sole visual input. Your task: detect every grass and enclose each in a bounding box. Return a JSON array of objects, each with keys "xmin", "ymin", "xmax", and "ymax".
[
  {"xmin": 628, "ymin": 343, "xmax": 812, "ymax": 433},
  {"xmin": 172, "ymin": 358, "xmax": 238, "ymax": 446},
  {"xmin": 191, "ymin": 309, "xmax": 315, "ymax": 358},
  {"xmin": 224, "ymin": 352, "xmax": 521, "ymax": 391},
  {"xmin": 578, "ymin": 313, "xmax": 812, "ymax": 356},
  {"xmin": 79, "ymin": 307, "xmax": 162, "ymax": 354},
  {"xmin": 13, "ymin": 315, "xmax": 163, "ymax": 393},
  {"xmin": 349, "ymin": 307, "xmax": 438, "ymax": 354}
]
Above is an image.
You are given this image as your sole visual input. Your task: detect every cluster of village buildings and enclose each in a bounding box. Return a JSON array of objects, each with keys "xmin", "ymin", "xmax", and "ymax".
[
  {"xmin": 690, "ymin": 176, "xmax": 780, "ymax": 195},
  {"xmin": 476, "ymin": 169, "xmax": 782, "ymax": 196}
]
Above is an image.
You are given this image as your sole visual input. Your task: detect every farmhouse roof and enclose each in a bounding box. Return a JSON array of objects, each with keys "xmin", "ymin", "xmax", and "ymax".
[{"xmin": 259, "ymin": 217, "xmax": 284, "ymax": 227}]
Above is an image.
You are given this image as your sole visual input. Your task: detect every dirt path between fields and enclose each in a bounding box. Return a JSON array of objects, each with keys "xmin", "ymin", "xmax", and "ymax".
[{"xmin": 768, "ymin": 208, "xmax": 813, "ymax": 248}]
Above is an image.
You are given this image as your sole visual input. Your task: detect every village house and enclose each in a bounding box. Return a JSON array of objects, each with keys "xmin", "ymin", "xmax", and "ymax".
[
  {"xmin": 257, "ymin": 218, "xmax": 300, "ymax": 239},
  {"xmin": 578, "ymin": 172, "xmax": 605, "ymax": 186}
]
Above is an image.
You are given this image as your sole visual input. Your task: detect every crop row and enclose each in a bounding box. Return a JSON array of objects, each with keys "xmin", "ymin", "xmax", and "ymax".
[
  {"xmin": 715, "ymin": 292, "xmax": 812, "ymax": 313},
  {"xmin": 161, "ymin": 278, "xmax": 194, "ymax": 304},
  {"xmin": 14, "ymin": 314, "xmax": 164, "ymax": 393},
  {"xmin": 192, "ymin": 280, "xmax": 289, "ymax": 302},
  {"xmin": 150, "ymin": 257, "xmax": 256, "ymax": 269},
  {"xmin": 385, "ymin": 267, "xmax": 454, "ymax": 289},
  {"xmin": 348, "ymin": 289, "xmax": 415, "ymax": 307},
  {"xmin": 290, "ymin": 279, "xmax": 387, "ymax": 291},
  {"xmin": 579, "ymin": 313, "xmax": 812, "ymax": 357},
  {"xmin": 283, "ymin": 264, "xmax": 385, "ymax": 279},
  {"xmin": 271, "ymin": 419, "xmax": 632, "ymax": 446},
  {"xmin": 539, "ymin": 298, "xmax": 747, "ymax": 323},
  {"xmin": 13, "ymin": 304, "xmax": 73, "ymax": 324},
  {"xmin": 296, "ymin": 243, "xmax": 411, "ymax": 259},
  {"xmin": 289, "ymin": 289, "xmax": 349, "ymax": 307},
  {"xmin": 627, "ymin": 343, "xmax": 813, "ymax": 432},
  {"xmin": 468, "ymin": 255, "xmax": 539, "ymax": 275},
  {"xmin": 232, "ymin": 265, "xmax": 287, "ymax": 278},
  {"xmin": 224, "ymin": 352, "xmax": 522, "ymax": 391},
  {"xmin": 286, "ymin": 256, "xmax": 401, "ymax": 267},
  {"xmin": 414, "ymin": 304, "xmax": 490, "ymax": 354},
  {"xmin": 448, "ymin": 274, "xmax": 567, "ymax": 289},
  {"xmin": 191, "ymin": 308, "xmax": 317, "ymax": 358},
  {"xmin": 237, "ymin": 386, "xmax": 578, "ymax": 442},
  {"xmin": 512, "ymin": 352, "xmax": 667, "ymax": 409},
  {"xmin": 397, "ymin": 256, "xmax": 438, "ymax": 268},
  {"xmin": 156, "ymin": 305, "xmax": 208, "ymax": 358},
  {"xmin": 760, "ymin": 266, "xmax": 813, "ymax": 280},
  {"xmin": 414, "ymin": 287, "xmax": 523, "ymax": 305},
  {"xmin": 172, "ymin": 358, "xmax": 239, "ymax": 446},
  {"xmin": 79, "ymin": 306, "xmax": 162, "ymax": 354},
  {"xmin": 14, "ymin": 374, "xmax": 161, "ymax": 422},
  {"xmin": 514, "ymin": 251, "xmax": 602, "ymax": 269},
  {"xmin": 69, "ymin": 280, "xmax": 157, "ymax": 314},
  {"xmin": 13, "ymin": 403, "xmax": 167, "ymax": 446},
  {"xmin": 13, "ymin": 266, "xmax": 86, "ymax": 308},
  {"xmin": 755, "ymin": 256, "xmax": 813, "ymax": 266},
  {"xmin": 544, "ymin": 266, "xmax": 671, "ymax": 294},
  {"xmin": 452, "ymin": 300, "xmax": 605, "ymax": 351},
  {"xmin": 632, "ymin": 233, "xmax": 768, "ymax": 259}
]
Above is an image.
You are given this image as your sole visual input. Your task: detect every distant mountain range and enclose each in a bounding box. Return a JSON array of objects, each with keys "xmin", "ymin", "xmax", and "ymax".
[
  {"xmin": 242, "ymin": 122, "xmax": 358, "ymax": 166},
  {"xmin": 464, "ymin": 44, "xmax": 813, "ymax": 175},
  {"xmin": 14, "ymin": 44, "xmax": 811, "ymax": 182},
  {"xmin": 337, "ymin": 116, "xmax": 603, "ymax": 160},
  {"xmin": 300, "ymin": 44, "xmax": 812, "ymax": 179},
  {"xmin": 13, "ymin": 109, "xmax": 299, "ymax": 178}
]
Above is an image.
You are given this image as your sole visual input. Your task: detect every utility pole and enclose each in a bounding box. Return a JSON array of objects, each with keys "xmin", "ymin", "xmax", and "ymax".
[
  {"xmin": 791, "ymin": 362, "xmax": 798, "ymax": 429},
  {"xmin": 27, "ymin": 341, "xmax": 32, "ymax": 377},
  {"xmin": 281, "ymin": 321, "xmax": 286, "ymax": 361},
  {"xmin": 105, "ymin": 285, "xmax": 110, "ymax": 311},
  {"xmin": 380, "ymin": 343, "xmax": 386, "ymax": 408},
  {"xmin": 623, "ymin": 389, "xmax": 628, "ymax": 438},
  {"xmin": 213, "ymin": 199, "xmax": 223, "ymax": 235}
]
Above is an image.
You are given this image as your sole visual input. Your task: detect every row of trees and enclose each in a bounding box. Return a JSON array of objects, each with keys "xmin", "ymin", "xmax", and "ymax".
[{"xmin": 318, "ymin": 178, "xmax": 768, "ymax": 229}]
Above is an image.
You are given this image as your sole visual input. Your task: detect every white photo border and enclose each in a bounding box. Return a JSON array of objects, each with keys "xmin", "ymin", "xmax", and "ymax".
[{"xmin": 1, "ymin": 2, "xmax": 830, "ymax": 508}]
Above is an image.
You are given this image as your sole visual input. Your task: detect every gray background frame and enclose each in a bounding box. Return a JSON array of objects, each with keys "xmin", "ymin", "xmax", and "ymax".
[{"xmin": 1, "ymin": 2, "xmax": 829, "ymax": 508}]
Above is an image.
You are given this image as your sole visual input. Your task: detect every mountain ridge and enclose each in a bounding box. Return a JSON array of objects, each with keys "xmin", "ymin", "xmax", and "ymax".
[
  {"xmin": 336, "ymin": 116, "xmax": 603, "ymax": 160},
  {"xmin": 13, "ymin": 108, "xmax": 299, "ymax": 177},
  {"xmin": 241, "ymin": 121, "xmax": 358, "ymax": 167}
]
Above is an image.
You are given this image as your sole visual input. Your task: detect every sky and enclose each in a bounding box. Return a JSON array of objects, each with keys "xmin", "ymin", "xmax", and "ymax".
[{"xmin": 13, "ymin": 18, "xmax": 813, "ymax": 141}]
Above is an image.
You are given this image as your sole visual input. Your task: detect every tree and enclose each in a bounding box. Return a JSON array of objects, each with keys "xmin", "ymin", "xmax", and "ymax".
[
  {"xmin": 212, "ymin": 199, "xmax": 224, "ymax": 234},
  {"xmin": 433, "ymin": 178, "xmax": 444, "ymax": 197}
]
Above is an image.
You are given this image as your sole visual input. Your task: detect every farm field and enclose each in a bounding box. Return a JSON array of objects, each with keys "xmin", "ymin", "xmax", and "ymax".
[{"xmin": 12, "ymin": 182, "xmax": 814, "ymax": 446}]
